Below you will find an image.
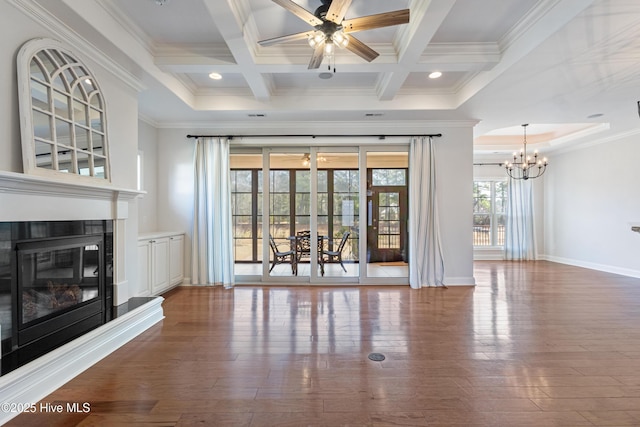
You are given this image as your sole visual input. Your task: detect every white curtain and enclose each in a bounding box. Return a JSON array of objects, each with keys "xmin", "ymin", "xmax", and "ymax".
[
  {"xmin": 191, "ymin": 137, "xmax": 235, "ymax": 288},
  {"xmin": 408, "ymin": 136, "xmax": 445, "ymax": 288},
  {"xmin": 504, "ymin": 178, "xmax": 537, "ymax": 260}
]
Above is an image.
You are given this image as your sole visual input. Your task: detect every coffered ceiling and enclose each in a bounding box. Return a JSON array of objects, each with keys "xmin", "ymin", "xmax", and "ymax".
[{"xmin": 28, "ymin": 0, "xmax": 640, "ymax": 150}]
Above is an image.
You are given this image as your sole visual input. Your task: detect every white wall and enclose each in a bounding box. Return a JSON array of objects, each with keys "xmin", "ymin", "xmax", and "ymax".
[
  {"xmin": 544, "ymin": 134, "xmax": 640, "ymax": 277},
  {"xmin": 137, "ymin": 119, "xmax": 159, "ymax": 233},
  {"xmin": 155, "ymin": 126, "xmax": 476, "ymax": 286}
]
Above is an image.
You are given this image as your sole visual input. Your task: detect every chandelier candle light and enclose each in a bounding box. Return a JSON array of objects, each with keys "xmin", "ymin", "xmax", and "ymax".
[{"xmin": 504, "ymin": 124, "xmax": 548, "ymax": 180}]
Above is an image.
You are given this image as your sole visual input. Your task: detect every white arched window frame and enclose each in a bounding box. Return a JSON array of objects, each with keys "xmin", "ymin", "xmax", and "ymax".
[{"xmin": 17, "ymin": 38, "xmax": 111, "ymax": 182}]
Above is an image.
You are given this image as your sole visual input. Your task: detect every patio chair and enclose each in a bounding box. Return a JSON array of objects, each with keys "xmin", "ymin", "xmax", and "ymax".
[
  {"xmin": 323, "ymin": 232, "xmax": 350, "ymax": 272},
  {"xmin": 269, "ymin": 235, "xmax": 295, "ymax": 274}
]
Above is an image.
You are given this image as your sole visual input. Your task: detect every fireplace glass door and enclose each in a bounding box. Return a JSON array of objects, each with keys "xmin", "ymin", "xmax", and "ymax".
[{"xmin": 17, "ymin": 235, "xmax": 102, "ymax": 327}]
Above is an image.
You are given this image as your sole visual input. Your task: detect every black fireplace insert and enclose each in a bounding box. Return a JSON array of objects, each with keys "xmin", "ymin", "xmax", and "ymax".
[{"xmin": 0, "ymin": 220, "xmax": 113, "ymax": 375}]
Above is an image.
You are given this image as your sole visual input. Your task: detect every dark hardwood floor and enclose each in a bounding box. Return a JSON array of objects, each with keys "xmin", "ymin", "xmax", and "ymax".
[{"xmin": 8, "ymin": 260, "xmax": 640, "ymax": 426}]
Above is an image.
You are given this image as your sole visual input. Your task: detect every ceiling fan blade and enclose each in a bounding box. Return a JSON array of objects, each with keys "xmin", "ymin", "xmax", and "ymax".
[
  {"xmin": 272, "ymin": 0, "xmax": 323, "ymax": 26},
  {"xmin": 308, "ymin": 43, "xmax": 325, "ymax": 69},
  {"xmin": 342, "ymin": 9, "xmax": 410, "ymax": 33},
  {"xmin": 325, "ymin": 0, "xmax": 352, "ymax": 24},
  {"xmin": 345, "ymin": 35, "xmax": 379, "ymax": 62},
  {"xmin": 258, "ymin": 30, "xmax": 314, "ymax": 47}
]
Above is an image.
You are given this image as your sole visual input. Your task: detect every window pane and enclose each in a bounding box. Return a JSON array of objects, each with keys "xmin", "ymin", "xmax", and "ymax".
[
  {"xmin": 372, "ymin": 169, "xmax": 405, "ymax": 186},
  {"xmin": 53, "ymin": 90, "xmax": 70, "ymax": 119},
  {"xmin": 75, "ymin": 125, "xmax": 90, "ymax": 151},
  {"xmin": 31, "ymin": 80, "xmax": 49, "ymax": 111},
  {"xmin": 233, "ymin": 170, "xmax": 252, "ymax": 192},
  {"xmin": 33, "ymin": 110, "xmax": 52, "ymax": 140},
  {"xmin": 317, "ymin": 170, "xmax": 328, "ymax": 192},
  {"xmin": 35, "ymin": 141, "xmax": 53, "ymax": 168},
  {"xmin": 270, "ymin": 216, "xmax": 289, "ymax": 238},
  {"xmin": 73, "ymin": 100, "xmax": 87, "ymax": 127},
  {"xmin": 296, "ymin": 170, "xmax": 310, "ymax": 192},
  {"xmin": 55, "ymin": 119, "xmax": 72, "ymax": 145},
  {"xmin": 36, "ymin": 51, "xmax": 56, "ymax": 76},
  {"xmin": 92, "ymin": 133, "xmax": 105, "ymax": 154},
  {"xmin": 77, "ymin": 151, "xmax": 90, "ymax": 176},
  {"xmin": 94, "ymin": 157, "xmax": 106, "ymax": 178},
  {"xmin": 89, "ymin": 92, "xmax": 102, "ymax": 109},
  {"xmin": 232, "ymin": 194, "xmax": 252, "ymax": 215},
  {"xmin": 30, "ymin": 59, "xmax": 47, "ymax": 82},
  {"xmin": 233, "ymin": 216, "xmax": 252, "ymax": 237},
  {"xmin": 89, "ymin": 108, "xmax": 103, "ymax": 132},
  {"xmin": 318, "ymin": 193, "xmax": 328, "ymax": 215},
  {"xmin": 296, "ymin": 193, "xmax": 310, "ymax": 215},
  {"xmin": 271, "ymin": 194, "xmax": 289, "ymax": 215},
  {"xmin": 295, "ymin": 216, "xmax": 310, "ymax": 232},
  {"xmin": 271, "ymin": 170, "xmax": 289, "ymax": 192}
]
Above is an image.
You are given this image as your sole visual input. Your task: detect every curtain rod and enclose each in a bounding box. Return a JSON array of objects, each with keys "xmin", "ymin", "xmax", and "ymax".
[
  {"xmin": 474, "ymin": 162, "xmax": 504, "ymax": 166},
  {"xmin": 186, "ymin": 133, "xmax": 442, "ymax": 140}
]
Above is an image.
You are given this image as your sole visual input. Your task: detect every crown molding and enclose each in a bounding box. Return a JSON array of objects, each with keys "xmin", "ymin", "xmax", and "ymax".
[
  {"xmin": 154, "ymin": 119, "xmax": 478, "ymax": 131},
  {"xmin": 550, "ymin": 127, "xmax": 640, "ymax": 155},
  {"xmin": 8, "ymin": 0, "xmax": 145, "ymax": 93},
  {"xmin": 95, "ymin": 0, "xmax": 156, "ymax": 53},
  {"xmin": 499, "ymin": 0, "xmax": 563, "ymax": 52}
]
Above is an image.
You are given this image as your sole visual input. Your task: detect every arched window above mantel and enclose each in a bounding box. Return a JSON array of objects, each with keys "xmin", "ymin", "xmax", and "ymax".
[{"xmin": 17, "ymin": 38, "xmax": 111, "ymax": 182}]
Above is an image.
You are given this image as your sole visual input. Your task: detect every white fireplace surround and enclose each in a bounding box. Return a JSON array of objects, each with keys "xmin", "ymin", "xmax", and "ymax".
[
  {"xmin": 0, "ymin": 170, "xmax": 164, "ymax": 425},
  {"xmin": 0, "ymin": 170, "xmax": 139, "ymax": 304}
]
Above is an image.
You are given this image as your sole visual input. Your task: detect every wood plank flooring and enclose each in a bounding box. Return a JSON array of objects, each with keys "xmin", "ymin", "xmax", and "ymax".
[{"xmin": 8, "ymin": 260, "xmax": 640, "ymax": 426}]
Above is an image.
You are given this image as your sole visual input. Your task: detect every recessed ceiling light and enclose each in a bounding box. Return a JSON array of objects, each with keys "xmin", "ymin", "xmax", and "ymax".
[
  {"xmin": 319, "ymin": 72, "xmax": 333, "ymax": 79},
  {"xmin": 428, "ymin": 71, "xmax": 442, "ymax": 79},
  {"xmin": 208, "ymin": 72, "xmax": 222, "ymax": 80},
  {"xmin": 587, "ymin": 113, "xmax": 603, "ymax": 119}
]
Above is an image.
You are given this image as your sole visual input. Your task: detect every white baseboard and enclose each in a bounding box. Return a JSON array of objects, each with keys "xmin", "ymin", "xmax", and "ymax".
[
  {"xmin": 0, "ymin": 297, "xmax": 164, "ymax": 425},
  {"xmin": 443, "ymin": 276, "xmax": 476, "ymax": 286},
  {"xmin": 542, "ymin": 255, "xmax": 640, "ymax": 278}
]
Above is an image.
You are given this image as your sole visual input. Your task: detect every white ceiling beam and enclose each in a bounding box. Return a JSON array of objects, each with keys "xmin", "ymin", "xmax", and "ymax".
[
  {"xmin": 202, "ymin": 0, "xmax": 272, "ymax": 101},
  {"xmin": 377, "ymin": 0, "xmax": 457, "ymax": 101},
  {"xmin": 155, "ymin": 42, "xmax": 499, "ymax": 74}
]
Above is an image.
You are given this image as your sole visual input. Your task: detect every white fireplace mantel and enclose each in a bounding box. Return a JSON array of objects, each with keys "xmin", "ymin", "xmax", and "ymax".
[
  {"xmin": 0, "ymin": 170, "xmax": 144, "ymax": 222},
  {"xmin": 0, "ymin": 170, "xmax": 143, "ymax": 202}
]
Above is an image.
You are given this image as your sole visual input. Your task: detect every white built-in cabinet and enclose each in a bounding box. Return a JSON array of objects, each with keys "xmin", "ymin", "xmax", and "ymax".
[{"xmin": 138, "ymin": 232, "xmax": 184, "ymax": 296}]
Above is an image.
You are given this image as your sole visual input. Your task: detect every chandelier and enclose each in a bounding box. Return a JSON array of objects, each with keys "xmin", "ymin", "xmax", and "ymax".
[{"xmin": 504, "ymin": 124, "xmax": 548, "ymax": 180}]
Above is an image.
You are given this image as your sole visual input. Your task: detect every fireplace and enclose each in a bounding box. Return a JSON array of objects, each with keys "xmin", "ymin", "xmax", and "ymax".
[{"xmin": 0, "ymin": 220, "xmax": 113, "ymax": 374}]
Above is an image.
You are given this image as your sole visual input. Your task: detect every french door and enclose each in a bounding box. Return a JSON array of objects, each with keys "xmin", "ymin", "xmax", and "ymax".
[
  {"xmin": 231, "ymin": 145, "xmax": 409, "ymax": 284},
  {"xmin": 367, "ymin": 187, "xmax": 408, "ymax": 263}
]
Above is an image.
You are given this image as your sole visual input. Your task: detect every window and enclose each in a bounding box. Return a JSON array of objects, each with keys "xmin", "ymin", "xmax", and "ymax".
[
  {"xmin": 473, "ymin": 180, "xmax": 507, "ymax": 246},
  {"xmin": 17, "ymin": 39, "xmax": 110, "ymax": 181},
  {"xmin": 231, "ymin": 167, "xmax": 360, "ymax": 263}
]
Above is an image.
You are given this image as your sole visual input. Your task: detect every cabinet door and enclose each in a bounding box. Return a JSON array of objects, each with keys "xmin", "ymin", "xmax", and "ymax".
[
  {"xmin": 151, "ymin": 237, "xmax": 170, "ymax": 294},
  {"xmin": 137, "ymin": 241, "xmax": 152, "ymax": 296},
  {"xmin": 169, "ymin": 234, "xmax": 184, "ymax": 285}
]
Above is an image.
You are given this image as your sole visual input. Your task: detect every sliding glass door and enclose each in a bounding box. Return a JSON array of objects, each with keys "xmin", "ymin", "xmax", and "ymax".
[{"xmin": 231, "ymin": 145, "xmax": 408, "ymax": 284}]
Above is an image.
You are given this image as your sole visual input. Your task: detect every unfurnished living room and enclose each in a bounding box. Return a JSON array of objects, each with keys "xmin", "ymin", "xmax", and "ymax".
[{"xmin": 1, "ymin": 0, "xmax": 640, "ymax": 426}]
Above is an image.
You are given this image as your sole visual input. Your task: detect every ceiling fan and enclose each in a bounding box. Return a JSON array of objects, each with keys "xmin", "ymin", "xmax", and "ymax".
[{"xmin": 258, "ymin": 0, "xmax": 410, "ymax": 69}]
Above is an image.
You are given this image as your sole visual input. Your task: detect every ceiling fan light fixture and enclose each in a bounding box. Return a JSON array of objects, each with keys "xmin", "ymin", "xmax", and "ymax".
[
  {"xmin": 324, "ymin": 40, "xmax": 334, "ymax": 55},
  {"xmin": 332, "ymin": 31, "xmax": 349, "ymax": 48}
]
